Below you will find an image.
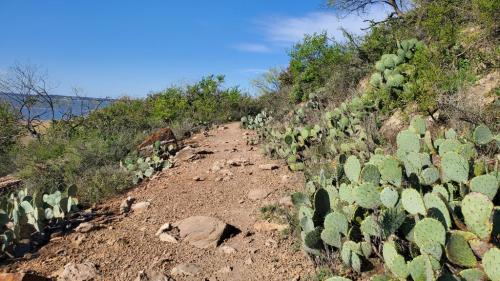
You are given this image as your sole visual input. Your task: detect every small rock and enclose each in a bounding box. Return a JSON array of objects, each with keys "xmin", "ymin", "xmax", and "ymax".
[
  {"xmin": 120, "ymin": 196, "xmax": 135, "ymax": 213},
  {"xmin": 244, "ymin": 257, "xmax": 253, "ymax": 265},
  {"xmin": 218, "ymin": 266, "xmax": 232, "ymax": 274},
  {"xmin": 254, "ymin": 221, "xmax": 288, "ymax": 232},
  {"xmin": 170, "ymin": 263, "xmax": 200, "ymax": 276},
  {"xmin": 0, "ymin": 273, "xmax": 50, "ymax": 281},
  {"xmin": 158, "ymin": 233, "xmax": 178, "ymax": 244},
  {"xmin": 247, "ymin": 189, "xmax": 270, "ymax": 201},
  {"xmin": 210, "ymin": 161, "xmax": 225, "ymax": 172},
  {"xmin": 72, "ymin": 235, "xmax": 85, "ymax": 247},
  {"xmin": 155, "ymin": 223, "xmax": 172, "ymax": 236},
  {"xmin": 219, "ymin": 245, "xmax": 236, "ymax": 255},
  {"xmin": 131, "ymin": 201, "xmax": 151, "ymax": 212},
  {"xmin": 238, "ymin": 199, "xmax": 245, "ymax": 204},
  {"xmin": 75, "ymin": 222, "xmax": 94, "ymax": 233},
  {"xmin": 135, "ymin": 270, "xmax": 173, "ymax": 281},
  {"xmin": 259, "ymin": 164, "xmax": 279, "ymax": 170},
  {"xmin": 193, "ymin": 176, "xmax": 206, "ymax": 181},
  {"xmin": 57, "ymin": 262, "xmax": 100, "ymax": 281},
  {"xmin": 265, "ymin": 238, "xmax": 278, "ymax": 248},
  {"xmin": 279, "ymin": 196, "xmax": 293, "ymax": 208}
]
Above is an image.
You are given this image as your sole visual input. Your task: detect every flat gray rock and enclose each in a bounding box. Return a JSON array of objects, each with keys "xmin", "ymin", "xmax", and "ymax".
[
  {"xmin": 174, "ymin": 216, "xmax": 228, "ymax": 249},
  {"xmin": 57, "ymin": 262, "xmax": 100, "ymax": 281},
  {"xmin": 170, "ymin": 263, "xmax": 200, "ymax": 276}
]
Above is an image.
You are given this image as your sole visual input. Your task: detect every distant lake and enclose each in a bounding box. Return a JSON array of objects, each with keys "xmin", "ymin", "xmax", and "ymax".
[{"xmin": 0, "ymin": 93, "xmax": 114, "ymax": 120}]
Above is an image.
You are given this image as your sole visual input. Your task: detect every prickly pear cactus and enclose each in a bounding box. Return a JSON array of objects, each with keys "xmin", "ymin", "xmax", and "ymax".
[{"xmin": 461, "ymin": 193, "xmax": 493, "ymax": 240}]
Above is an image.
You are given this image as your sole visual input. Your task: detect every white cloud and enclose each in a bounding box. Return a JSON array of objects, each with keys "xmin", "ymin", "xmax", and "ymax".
[
  {"xmin": 239, "ymin": 68, "xmax": 268, "ymax": 74},
  {"xmin": 232, "ymin": 43, "xmax": 272, "ymax": 53},
  {"xmin": 257, "ymin": 7, "xmax": 390, "ymax": 44}
]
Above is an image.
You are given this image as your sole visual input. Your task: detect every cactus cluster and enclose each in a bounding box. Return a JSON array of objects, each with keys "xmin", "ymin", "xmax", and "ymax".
[
  {"xmin": 122, "ymin": 140, "xmax": 175, "ymax": 184},
  {"xmin": 241, "ymin": 111, "xmax": 272, "ymax": 130},
  {"xmin": 0, "ymin": 186, "xmax": 79, "ymax": 254},
  {"xmin": 291, "ymin": 120, "xmax": 499, "ymax": 280}
]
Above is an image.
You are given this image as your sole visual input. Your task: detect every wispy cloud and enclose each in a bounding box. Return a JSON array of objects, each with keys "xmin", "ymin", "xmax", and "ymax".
[
  {"xmin": 232, "ymin": 43, "xmax": 272, "ymax": 53},
  {"xmin": 239, "ymin": 68, "xmax": 268, "ymax": 74},
  {"xmin": 257, "ymin": 7, "xmax": 389, "ymax": 44}
]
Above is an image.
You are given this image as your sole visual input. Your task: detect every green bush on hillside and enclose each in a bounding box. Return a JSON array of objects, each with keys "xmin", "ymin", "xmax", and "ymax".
[{"xmin": 0, "ymin": 102, "xmax": 22, "ymax": 177}]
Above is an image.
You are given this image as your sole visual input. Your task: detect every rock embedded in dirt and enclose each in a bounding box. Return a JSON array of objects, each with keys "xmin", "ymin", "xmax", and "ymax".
[
  {"xmin": 158, "ymin": 233, "xmax": 178, "ymax": 244},
  {"xmin": 174, "ymin": 216, "xmax": 228, "ymax": 249},
  {"xmin": 247, "ymin": 189, "xmax": 270, "ymax": 201},
  {"xmin": 57, "ymin": 262, "xmax": 100, "ymax": 281},
  {"xmin": 193, "ymin": 176, "xmax": 206, "ymax": 181},
  {"xmin": 0, "ymin": 272, "xmax": 50, "ymax": 281},
  {"xmin": 131, "ymin": 201, "xmax": 151, "ymax": 213},
  {"xmin": 259, "ymin": 164, "xmax": 279, "ymax": 170},
  {"xmin": 75, "ymin": 222, "xmax": 94, "ymax": 233},
  {"xmin": 170, "ymin": 263, "xmax": 201, "ymax": 276},
  {"xmin": 245, "ymin": 257, "xmax": 253, "ymax": 265},
  {"xmin": 120, "ymin": 196, "xmax": 135, "ymax": 213},
  {"xmin": 155, "ymin": 223, "xmax": 172, "ymax": 236},
  {"xmin": 219, "ymin": 245, "xmax": 236, "ymax": 255},
  {"xmin": 218, "ymin": 266, "xmax": 232, "ymax": 274},
  {"xmin": 254, "ymin": 221, "xmax": 288, "ymax": 232},
  {"xmin": 135, "ymin": 270, "xmax": 173, "ymax": 281}
]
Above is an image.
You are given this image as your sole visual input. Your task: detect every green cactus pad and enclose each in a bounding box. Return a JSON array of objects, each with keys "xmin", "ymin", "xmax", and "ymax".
[
  {"xmin": 402, "ymin": 151, "xmax": 423, "ymax": 177},
  {"xmin": 345, "ymin": 155, "xmax": 361, "ymax": 183},
  {"xmin": 445, "ymin": 232, "xmax": 477, "ymax": 268},
  {"xmin": 424, "ymin": 193, "xmax": 451, "ymax": 229},
  {"xmin": 420, "ymin": 166, "xmax": 440, "ymax": 186},
  {"xmin": 470, "ymin": 174, "xmax": 498, "ymax": 200},
  {"xmin": 441, "ymin": 151, "xmax": 469, "ymax": 183},
  {"xmin": 462, "ymin": 192, "xmax": 493, "ymax": 240},
  {"xmin": 401, "ymin": 188, "xmax": 426, "ymax": 215},
  {"xmin": 380, "ymin": 186, "xmax": 399, "ymax": 208},
  {"xmin": 397, "ymin": 130, "xmax": 420, "ymax": 153},
  {"xmin": 459, "ymin": 269, "xmax": 487, "ymax": 281},
  {"xmin": 482, "ymin": 247, "xmax": 500, "ymax": 281},
  {"xmin": 321, "ymin": 228, "xmax": 342, "ymax": 248},
  {"xmin": 361, "ymin": 164, "xmax": 381, "ymax": 184},
  {"xmin": 289, "ymin": 162, "xmax": 305, "ymax": 171},
  {"xmin": 298, "ymin": 206, "xmax": 314, "ymax": 233},
  {"xmin": 473, "ymin": 125, "xmax": 493, "ymax": 145},
  {"xmin": 432, "ymin": 185, "xmax": 450, "ymax": 202},
  {"xmin": 445, "ymin": 128, "xmax": 457, "ymax": 139},
  {"xmin": 383, "ymin": 241, "xmax": 409, "ymax": 279},
  {"xmin": 291, "ymin": 192, "xmax": 311, "ymax": 207},
  {"xmin": 408, "ymin": 255, "xmax": 434, "ymax": 281},
  {"xmin": 324, "ymin": 212, "xmax": 349, "ymax": 235},
  {"xmin": 339, "ymin": 183, "xmax": 355, "ymax": 204},
  {"xmin": 379, "ymin": 157, "xmax": 402, "ymax": 186},
  {"xmin": 361, "ymin": 241, "xmax": 372, "ymax": 258},
  {"xmin": 354, "ymin": 182, "xmax": 382, "ymax": 209},
  {"xmin": 380, "ymin": 207, "xmax": 406, "ymax": 238},
  {"xmin": 304, "ymin": 227, "xmax": 322, "ymax": 249},
  {"xmin": 438, "ymin": 139, "xmax": 461, "ymax": 155},
  {"xmin": 410, "ymin": 116, "xmax": 427, "ymax": 135},
  {"xmin": 361, "ymin": 215, "xmax": 381, "ymax": 237},
  {"xmin": 414, "ymin": 218, "xmax": 446, "ymax": 260}
]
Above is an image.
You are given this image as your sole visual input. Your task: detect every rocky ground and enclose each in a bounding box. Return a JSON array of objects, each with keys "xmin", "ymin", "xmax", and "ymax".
[{"xmin": 1, "ymin": 122, "xmax": 314, "ymax": 281}]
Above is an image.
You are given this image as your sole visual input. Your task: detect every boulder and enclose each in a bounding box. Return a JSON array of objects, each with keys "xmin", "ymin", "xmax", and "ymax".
[
  {"xmin": 174, "ymin": 216, "xmax": 228, "ymax": 249},
  {"xmin": 75, "ymin": 222, "xmax": 94, "ymax": 233},
  {"xmin": 131, "ymin": 201, "xmax": 150, "ymax": 213},
  {"xmin": 57, "ymin": 262, "xmax": 100, "ymax": 281},
  {"xmin": 155, "ymin": 223, "xmax": 172, "ymax": 236},
  {"xmin": 158, "ymin": 233, "xmax": 178, "ymax": 244},
  {"xmin": 137, "ymin": 128, "xmax": 176, "ymax": 151},
  {"xmin": 119, "ymin": 196, "xmax": 135, "ymax": 214}
]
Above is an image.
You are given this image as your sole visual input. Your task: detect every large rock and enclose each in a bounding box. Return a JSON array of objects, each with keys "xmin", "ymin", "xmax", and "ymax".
[
  {"xmin": 380, "ymin": 109, "xmax": 405, "ymax": 145},
  {"xmin": 0, "ymin": 273, "xmax": 50, "ymax": 281},
  {"xmin": 131, "ymin": 201, "xmax": 150, "ymax": 213},
  {"xmin": 57, "ymin": 262, "xmax": 100, "ymax": 281},
  {"xmin": 174, "ymin": 216, "xmax": 228, "ymax": 248}
]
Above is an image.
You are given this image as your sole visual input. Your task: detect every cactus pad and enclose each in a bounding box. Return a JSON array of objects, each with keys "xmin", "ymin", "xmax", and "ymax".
[
  {"xmin": 380, "ymin": 186, "xmax": 399, "ymax": 208},
  {"xmin": 473, "ymin": 125, "xmax": 493, "ymax": 145},
  {"xmin": 420, "ymin": 166, "xmax": 439, "ymax": 185},
  {"xmin": 462, "ymin": 192, "xmax": 493, "ymax": 240},
  {"xmin": 383, "ymin": 241, "xmax": 409, "ymax": 279},
  {"xmin": 410, "ymin": 116, "xmax": 426, "ymax": 135},
  {"xmin": 397, "ymin": 130, "xmax": 420, "ymax": 153},
  {"xmin": 459, "ymin": 269, "xmax": 487, "ymax": 281},
  {"xmin": 445, "ymin": 232, "xmax": 477, "ymax": 268},
  {"xmin": 354, "ymin": 182, "xmax": 382, "ymax": 209},
  {"xmin": 408, "ymin": 255, "xmax": 434, "ymax": 281},
  {"xmin": 414, "ymin": 218, "xmax": 446, "ymax": 260},
  {"xmin": 361, "ymin": 164, "xmax": 380, "ymax": 184},
  {"xmin": 345, "ymin": 155, "xmax": 361, "ymax": 183},
  {"xmin": 441, "ymin": 151, "xmax": 469, "ymax": 183},
  {"xmin": 339, "ymin": 183, "xmax": 355, "ymax": 204},
  {"xmin": 482, "ymin": 247, "xmax": 500, "ymax": 281},
  {"xmin": 360, "ymin": 215, "xmax": 381, "ymax": 237},
  {"xmin": 379, "ymin": 157, "xmax": 402, "ymax": 186},
  {"xmin": 401, "ymin": 188, "xmax": 426, "ymax": 215},
  {"xmin": 424, "ymin": 193, "xmax": 451, "ymax": 229},
  {"xmin": 470, "ymin": 174, "xmax": 498, "ymax": 200}
]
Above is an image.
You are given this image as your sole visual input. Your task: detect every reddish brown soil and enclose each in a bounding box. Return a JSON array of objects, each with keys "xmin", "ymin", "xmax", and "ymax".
[{"xmin": 3, "ymin": 122, "xmax": 314, "ymax": 280}]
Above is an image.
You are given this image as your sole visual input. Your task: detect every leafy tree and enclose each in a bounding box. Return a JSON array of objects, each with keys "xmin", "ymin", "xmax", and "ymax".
[
  {"xmin": 327, "ymin": 0, "xmax": 411, "ymax": 17},
  {"xmin": 0, "ymin": 101, "xmax": 22, "ymax": 176}
]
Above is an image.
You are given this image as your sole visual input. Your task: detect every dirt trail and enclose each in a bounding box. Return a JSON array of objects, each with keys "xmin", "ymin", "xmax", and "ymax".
[{"xmin": 5, "ymin": 122, "xmax": 314, "ymax": 280}]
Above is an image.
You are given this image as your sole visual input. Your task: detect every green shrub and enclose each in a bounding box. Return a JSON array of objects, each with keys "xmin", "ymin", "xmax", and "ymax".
[
  {"xmin": 76, "ymin": 165, "xmax": 131, "ymax": 204},
  {"xmin": 0, "ymin": 102, "xmax": 22, "ymax": 177}
]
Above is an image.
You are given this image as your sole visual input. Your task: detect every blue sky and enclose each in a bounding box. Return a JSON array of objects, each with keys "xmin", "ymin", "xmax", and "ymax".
[{"xmin": 0, "ymin": 1, "xmax": 387, "ymax": 98}]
